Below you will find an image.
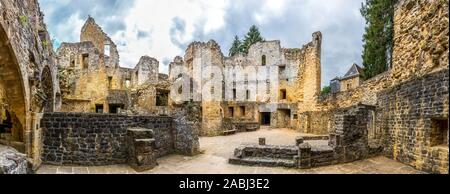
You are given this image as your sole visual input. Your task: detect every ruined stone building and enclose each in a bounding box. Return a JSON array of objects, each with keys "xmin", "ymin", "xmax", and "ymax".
[
  {"xmin": 231, "ymin": 0, "xmax": 448, "ymax": 174},
  {"xmin": 169, "ymin": 32, "xmax": 322, "ymax": 136},
  {"xmin": 57, "ymin": 17, "xmax": 170, "ymax": 114},
  {"xmin": 0, "ymin": 0, "xmax": 448, "ymax": 175},
  {"xmin": 1, "ymin": 0, "xmax": 60, "ymax": 168}
]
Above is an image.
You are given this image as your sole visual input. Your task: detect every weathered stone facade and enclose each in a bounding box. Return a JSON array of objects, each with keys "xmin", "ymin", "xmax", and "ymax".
[
  {"xmin": 169, "ymin": 33, "xmax": 322, "ymax": 136},
  {"xmin": 292, "ymin": 0, "xmax": 449, "ymax": 174},
  {"xmin": 378, "ymin": 70, "xmax": 448, "ymax": 174},
  {"xmin": 1, "ymin": 0, "xmax": 60, "ymax": 169},
  {"xmin": 57, "ymin": 17, "xmax": 169, "ymax": 114}
]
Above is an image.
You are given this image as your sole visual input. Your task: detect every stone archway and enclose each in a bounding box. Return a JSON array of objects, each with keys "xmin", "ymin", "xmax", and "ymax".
[
  {"xmin": 41, "ymin": 66, "xmax": 54, "ymax": 112},
  {"xmin": 0, "ymin": 24, "xmax": 27, "ymax": 149}
]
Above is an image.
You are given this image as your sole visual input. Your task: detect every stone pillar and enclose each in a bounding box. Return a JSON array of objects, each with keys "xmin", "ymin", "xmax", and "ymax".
[
  {"xmin": 297, "ymin": 143, "xmax": 311, "ymax": 169},
  {"xmin": 259, "ymin": 138, "xmax": 266, "ymax": 146},
  {"xmin": 127, "ymin": 128, "xmax": 157, "ymax": 172}
]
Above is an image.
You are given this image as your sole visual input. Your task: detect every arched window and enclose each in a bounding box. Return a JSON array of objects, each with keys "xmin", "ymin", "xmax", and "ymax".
[{"xmin": 262, "ymin": 55, "xmax": 267, "ymax": 66}]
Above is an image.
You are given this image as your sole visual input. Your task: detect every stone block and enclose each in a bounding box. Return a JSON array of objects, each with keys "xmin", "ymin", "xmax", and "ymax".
[{"xmin": 259, "ymin": 138, "xmax": 266, "ymax": 146}]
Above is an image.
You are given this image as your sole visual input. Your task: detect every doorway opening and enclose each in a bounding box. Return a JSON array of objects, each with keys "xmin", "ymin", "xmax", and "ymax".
[
  {"xmin": 109, "ymin": 104, "xmax": 124, "ymax": 114},
  {"xmin": 260, "ymin": 112, "xmax": 271, "ymax": 126}
]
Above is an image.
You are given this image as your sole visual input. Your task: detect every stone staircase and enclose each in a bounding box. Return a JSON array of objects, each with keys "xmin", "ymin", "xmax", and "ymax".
[
  {"xmin": 229, "ymin": 143, "xmax": 299, "ymax": 168},
  {"xmin": 127, "ymin": 128, "xmax": 157, "ymax": 172}
]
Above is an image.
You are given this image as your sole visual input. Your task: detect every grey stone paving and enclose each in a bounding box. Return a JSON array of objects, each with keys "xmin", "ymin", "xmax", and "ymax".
[{"xmin": 37, "ymin": 128, "xmax": 425, "ymax": 174}]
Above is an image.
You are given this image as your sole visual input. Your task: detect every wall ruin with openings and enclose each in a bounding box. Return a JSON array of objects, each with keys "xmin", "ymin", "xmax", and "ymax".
[
  {"xmin": 0, "ymin": 0, "xmax": 60, "ymax": 168},
  {"xmin": 169, "ymin": 33, "xmax": 322, "ymax": 136},
  {"xmin": 57, "ymin": 17, "xmax": 167, "ymax": 115}
]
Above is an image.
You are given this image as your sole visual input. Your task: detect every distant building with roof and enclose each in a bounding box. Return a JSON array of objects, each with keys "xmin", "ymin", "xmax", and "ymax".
[{"xmin": 329, "ymin": 63, "xmax": 364, "ymax": 93}]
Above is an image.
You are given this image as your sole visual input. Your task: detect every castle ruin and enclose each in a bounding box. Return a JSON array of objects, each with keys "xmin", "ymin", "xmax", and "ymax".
[{"xmin": 0, "ymin": 0, "xmax": 448, "ymax": 174}]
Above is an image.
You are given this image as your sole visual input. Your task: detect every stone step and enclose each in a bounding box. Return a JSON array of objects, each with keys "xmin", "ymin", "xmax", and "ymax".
[
  {"xmin": 229, "ymin": 157, "xmax": 296, "ymax": 168},
  {"xmin": 127, "ymin": 128, "xmax": 154, "ymax": 139}
]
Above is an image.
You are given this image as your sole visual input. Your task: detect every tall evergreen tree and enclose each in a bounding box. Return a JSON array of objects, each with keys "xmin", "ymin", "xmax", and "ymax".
[
  {"xmin": 241, "ymin": 25, "xmax": 264, "ymax": 54},
  {"xmin": 360, "ymin": 0, "xmax": 397, "ymax": 80},
  {"xmin": 229, "ymin": 35, "xmax": 243, "ymax": 57}
]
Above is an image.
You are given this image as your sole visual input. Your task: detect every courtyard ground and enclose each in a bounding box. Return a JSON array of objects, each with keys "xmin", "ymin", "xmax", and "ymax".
[{"xmin": 37, "ymin": 128, "xmax": 425, "ymax": 174}]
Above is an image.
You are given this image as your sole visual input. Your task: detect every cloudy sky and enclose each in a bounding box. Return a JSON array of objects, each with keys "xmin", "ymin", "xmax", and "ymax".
[{"xmin": 39, "ymin": 0, "xmax": 366, "ymax": 88}]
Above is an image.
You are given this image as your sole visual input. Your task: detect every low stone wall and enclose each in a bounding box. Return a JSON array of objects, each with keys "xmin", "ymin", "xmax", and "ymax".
[
  {"xmin": 41, "ymin": 112, "xmax": 198, "ymax": 166},
  {"xmin": 230, "ymin": 105, "xmax": 382, "ymax": 169}
]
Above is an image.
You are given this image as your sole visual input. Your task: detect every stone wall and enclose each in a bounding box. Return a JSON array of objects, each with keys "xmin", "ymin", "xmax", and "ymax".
[
  {"xmin": 230, "ymin": 105, "xmax": 381, "ymax": 169},
  {"xmin": 298, "ymin": 110, "xmax": 334, "ymax": 135},
  {"xmin": 377, "ymin": 70, "xmax": 449, "ymax": 174},
  {"xmin": 391, "ymin": 0, "xmax": 448, "ymax": 85},
  {"xmin": 1, "ymin": 0, "xmax": 60, "ymax": 165},
  {"xmin": 171, "ymin": 32, "xmax": 322, "ymax": 135},
  {"xmin": 41, "ymin": 112, "xmax": 198, "ymax": 166},
  {"xmin": 57, "ymin": 17, "xmax": 168, "ymax": 115}
]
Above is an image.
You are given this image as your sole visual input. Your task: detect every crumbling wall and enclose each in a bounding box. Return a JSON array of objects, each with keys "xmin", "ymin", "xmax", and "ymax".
[
  {"xmin": 391, "ymin": 0, "xmax": 449, "ymax": 84},
  {"xmin": 57, "ymin": 17, "xmax": 166, "ymax": 114},
  {"xmin": 296, "ymin": 32, "xmax": 322, "ymax": 113},
  {"xmin": 1, "ymin": 0, "xmax": 60, "ymax": 165},
  {"xmin": 134, "ymin": 56, "xmax": 159, "ymax": 86},
  {"xmin": 373, "ymin": 0, "xmax": 449, "ymax": 174},
  {"xmin": 80, "ymin": 16, "xmax": 119, "ymax": 68},
  {"xmin": 378, "ymin": 70, "xmax": 448, "ymax": 174}
]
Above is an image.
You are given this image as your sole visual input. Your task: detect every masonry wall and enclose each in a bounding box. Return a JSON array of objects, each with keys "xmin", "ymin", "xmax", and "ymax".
[
  {"xmin": 1, "ymin": 0, "xmax": 60, "ymax": 165},
  {"xmin": 41, "ymin": 113, "xmax": 174, "ymax": 165},
  {"xmin": 391, "ymin": 0, "xmax": 449, "ymax": 84},
  {"xmin": 298, "ymin": 110, "xmax": 334, "ymax": 135},
  {"xmin": 374, "ymin": 0, "xmax": 449, "ymax": 174},
  {"xmin": 378, "ymin": 67, "xmax": 448, "ymax": 174}
]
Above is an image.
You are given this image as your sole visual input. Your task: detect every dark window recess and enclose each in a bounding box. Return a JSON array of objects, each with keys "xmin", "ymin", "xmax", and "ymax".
[
  {"xmin": 293, "ymin": 114, "xmax": 298, "ymax": 119},
  {"xmin": 229, "ymin": 107, "xmax": 234, "ymax": 118},
  {"xmin": 109, "ymin": 104, "xmax": 124, "ymax": 114},
  {"xmin": 95, "ymin": 104, "xmax": 104, "ymax": 114},
  {"xmin": 430, "ymin": 118, "xmax": 449, "ymax": 147},
  {"xmin": 240, "ymin": 106, "xmax": 246, "ymax": 116},
  {"xmin": 108, "ymin": 76, "xmax": 113, "ymax": 89},
  {"xmin": 262, "ymin": 55, "xmax": 267, "ymax": 66},
  {"xmin": 70, "ymin": 59, "xmax": 75, "ymax": 68},
  {"xmin": 280, "ymin": 89, "xmax": 287, "ymax": 100},
  {"xmin": 0, "ymin": 110, "xmax": 12, "ymax": 134},
  {"xmin": 233, "ymin": 89, "xmax": 237, "ymax": 100},
  {"xmin": 82, "ymin": 54, "xmax": 89, "ymax": 69},
  {"xmin": 246, "ymin": 90, "xmax": 250, "ymax": 100},
  {"xmin": 156, "ymin": 89, "xmax": 169, "ymax": 106}
]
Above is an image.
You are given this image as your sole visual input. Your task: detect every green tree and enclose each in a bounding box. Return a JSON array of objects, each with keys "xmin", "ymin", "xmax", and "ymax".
[
  {"xmin": 360, "ymin": 0, "xmax": 397, "ymax": 80},
  {"xmin": 321, "ymin": 86, "xmax": 331, "ymax": 95},
  {"xmin": 229, "ymin": 35, "xmax": 243, "ymax": 57},
  {"xmin": 241, "ymin": 25, "xmax": 264, "ymax": 54}
]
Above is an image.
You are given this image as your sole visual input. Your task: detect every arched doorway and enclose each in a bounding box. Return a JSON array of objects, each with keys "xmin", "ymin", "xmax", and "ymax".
[
  {"xmin": 0, "ymin": 24, "xmax": 27, "ymax": 150},
  {"xmin": 41, "ymin": 66, "xmax": 54, "ymax": 112}
]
